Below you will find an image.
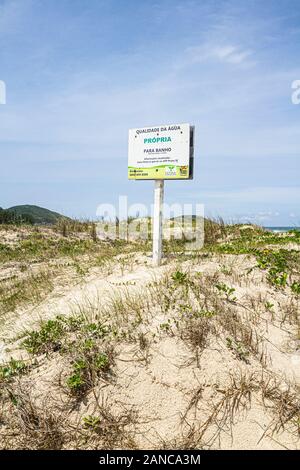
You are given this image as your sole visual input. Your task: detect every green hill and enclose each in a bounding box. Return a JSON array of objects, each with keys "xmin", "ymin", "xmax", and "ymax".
[{"xmin": 7, "ymin": 205, "xmax": 67, "ymax": 225}]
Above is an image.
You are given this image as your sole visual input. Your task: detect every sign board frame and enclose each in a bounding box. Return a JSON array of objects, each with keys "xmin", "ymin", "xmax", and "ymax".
[
  {"xmin": 128, "ymin": 123, "xmax": 194, "ymax": 180},
  {"xmin": 128, "ymin": 122, "xmax": 195, "ymax": 266}
]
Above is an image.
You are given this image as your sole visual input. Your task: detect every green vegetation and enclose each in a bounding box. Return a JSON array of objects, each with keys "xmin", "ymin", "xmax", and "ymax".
[
  {"xmin": 22, "ymin": 318, "xmax": 66, "ymax": 354},
  {"xmin": 19, "ymin": 312, "xmax": 113, "ymax": 399},
  {"xmin": 7, "ymin": 205, "xmax": 66, "ymax": 225},
  {"xmin": 0, "ymin": 207, "xmax": 34, "ymax": 225},
  {"xmin": 171, "ymin": 270, "xmax": 188, "ymax": 285},
  {"xmin": 94, "ymin": 352, "xmax": 110, "ymax": 371},
  {"xmin": 265, "ymin": 301, "xmax": 274, "ymax": 311},
  {"xmin": 66, "ymin": 353, "xmax": 110, "ymax": 396},
  {"xmin": 256, "ymin": 250, "xmax": 288, "ymax": 287},
  {"xmin": 0, "ymin": 235, "xmax": 97, "ymax": 263},
  {"xmin": 291, "ymin": 282, "xmax": 300, "ymax": 295},
  {"xmin": 0, "ymin": 232, "xmax": 142, "ymax": 265},
  {"xmin": 212, "ymin": 227, "xmax": 300, "ymax": 255},
  {"xmin": 21, "ymin": 314, "xmax": 111, "ymax": 355},
  {"xmin": 0, "ymin": 359, "xmax": 28, "ymax": 382},
  {"xmin": 0, "ymin": 220, "xmax": 299, "ymax": 449},
  {"xmin": 0, "ymin": 270, "xmax": 54, "ymax": 314},
  {"xmin": 193, "ymin": 309, "xmax": 216, "ymax": 318},
  {"xmin": 202, "ymin": 224, "xmax": 299, "ymax": 292},
  {"xmin": 82, "ymin": 415, "xmax": 101, "ymax": 430},
  {"xmin": 226, "ymin": 337, "xmax": 250, "ymax": 363},
  {"xmin": 66, "ymin": 360, "xmax": 88, "ymax": 394},
  {"xmin": 255, "ymin": 249, "xmax": 299, "ymax": 288},
  {"xmin": 215, "ymin": 283, "xmax": 237, "ymax": 301}
]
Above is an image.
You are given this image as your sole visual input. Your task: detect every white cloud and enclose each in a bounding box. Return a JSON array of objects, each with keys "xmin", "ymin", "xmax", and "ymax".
[
  {"xmin": 0, "ymin": 1, "xmax": 298, "ymax": 169},
  {"xmin": 188, "ymin": 187, "xmax": 300, "ymax": 205},
  {"xmin": 183, "ymin": 42, "xmax": 255, "ymax": 68},
  {"xmin": 211, "ymin": 45, "xmax": 253, "ymax": 65}
]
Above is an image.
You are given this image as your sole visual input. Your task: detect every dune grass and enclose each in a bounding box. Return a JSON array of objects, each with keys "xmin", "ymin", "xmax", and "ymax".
[{"xmin": 0, "ymin": 221, "xmax": 299, "ymax": 449}]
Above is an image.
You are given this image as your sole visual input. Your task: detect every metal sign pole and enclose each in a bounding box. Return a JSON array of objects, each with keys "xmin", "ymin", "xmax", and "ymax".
[{"xmin": 153, "ymin": 179, "xmax": 164, "ymax": 266}]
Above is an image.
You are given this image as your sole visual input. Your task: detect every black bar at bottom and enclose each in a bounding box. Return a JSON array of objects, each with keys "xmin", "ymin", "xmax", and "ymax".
[{"xmin": 0, "ymin": 449, "xmax": 299, "ymax": 468}]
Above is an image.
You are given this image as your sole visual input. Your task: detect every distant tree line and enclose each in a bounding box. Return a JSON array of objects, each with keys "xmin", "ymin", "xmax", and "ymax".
[{"xmin": 0, "ymin": 208, "xmax": 34, "ymax": 225}]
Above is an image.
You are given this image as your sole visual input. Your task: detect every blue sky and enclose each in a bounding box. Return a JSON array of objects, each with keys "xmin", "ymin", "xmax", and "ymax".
[{"xmin": 0, "ymin": 0, "xmax": 299, "ymax": 225}]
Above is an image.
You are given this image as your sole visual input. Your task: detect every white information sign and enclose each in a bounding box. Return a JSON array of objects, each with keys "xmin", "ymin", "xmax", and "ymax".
[{"xmin": 128, "ymin": 123, "xmax": 192, "ymax": 180}]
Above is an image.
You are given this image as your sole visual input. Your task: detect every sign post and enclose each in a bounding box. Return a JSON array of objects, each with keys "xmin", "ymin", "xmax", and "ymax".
[
  {"xmin": 128, "ymin": 123, "xmax": 194, "ymax": 266},
  {"xmin": 153, "ymin": 179, "xmax": 164, "ymax": 266}
]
